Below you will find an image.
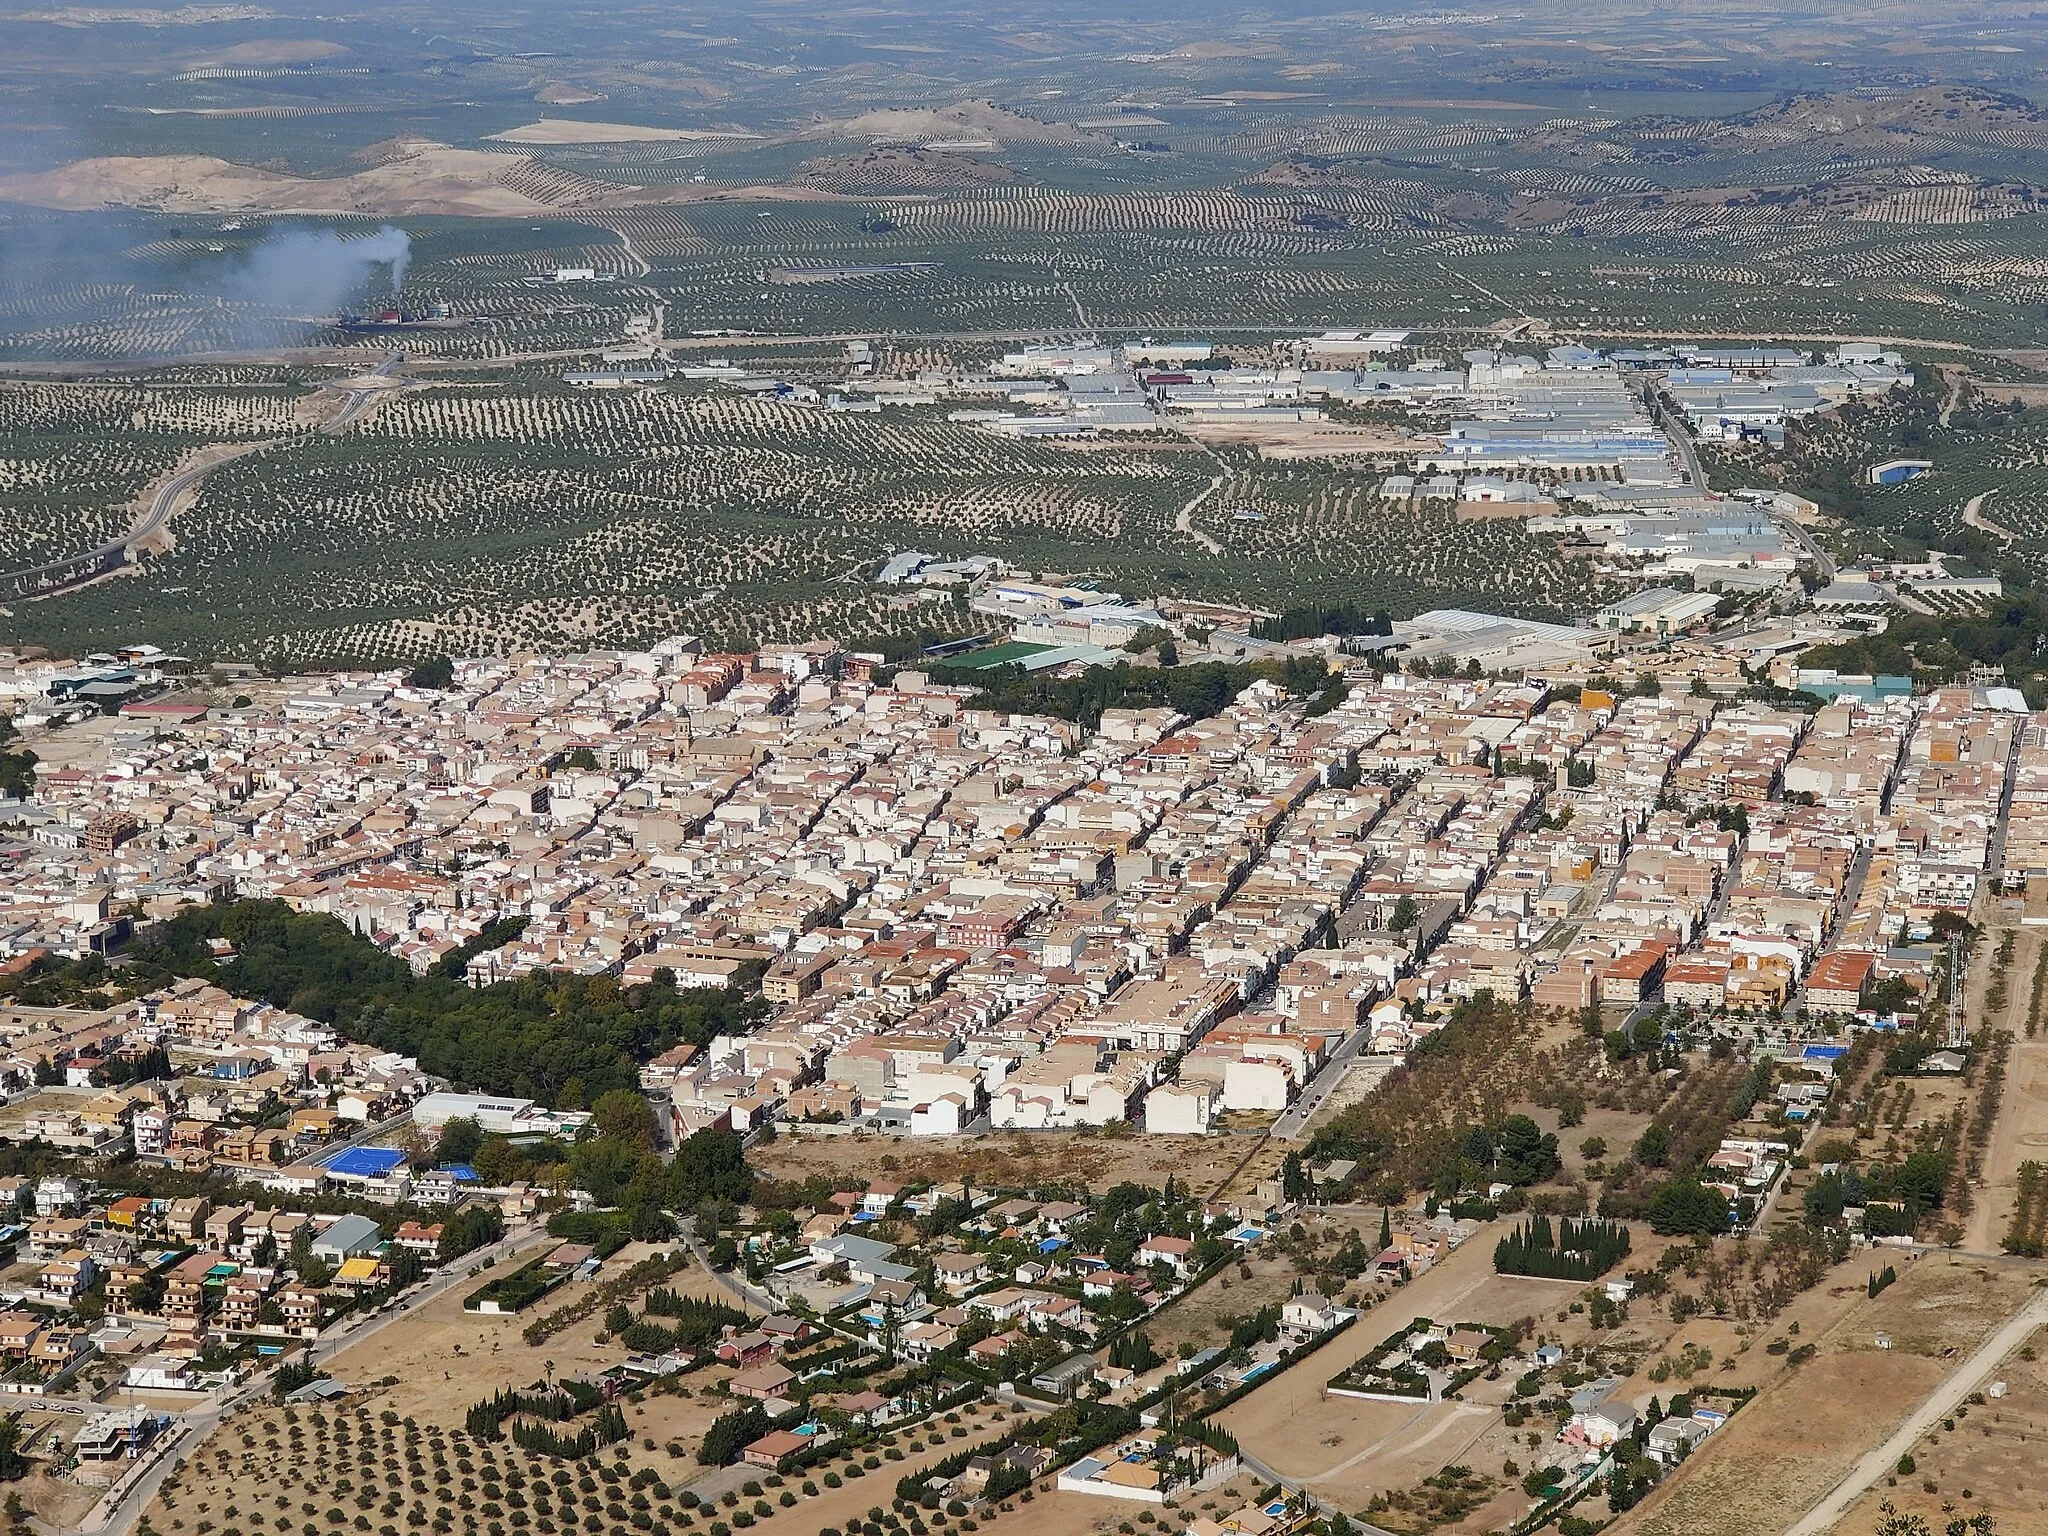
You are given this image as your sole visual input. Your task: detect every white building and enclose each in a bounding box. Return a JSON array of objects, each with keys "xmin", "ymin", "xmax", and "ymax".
[{"xmin": 1142, "ymin": 1081, "xmax": 1219, "ymax": 1135}]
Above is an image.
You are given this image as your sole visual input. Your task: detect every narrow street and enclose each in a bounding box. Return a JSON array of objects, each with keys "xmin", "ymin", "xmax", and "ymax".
[{"xmin": 1275, "ymin": 1024, "xmax": 1373, "ymax": 1140}]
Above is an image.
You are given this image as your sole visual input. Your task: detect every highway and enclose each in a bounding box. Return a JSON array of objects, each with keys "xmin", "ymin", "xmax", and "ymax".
[
  {"xmin": 1, "ymin": 355, "xmax": 396, "ymax": 596},
  {"xmin": 319, "ymin": 351, "xmax": 408, "ymax": 436},
  {"xmin": 0, "ymin": 446, "xmax": 245, "ymax": 591}
]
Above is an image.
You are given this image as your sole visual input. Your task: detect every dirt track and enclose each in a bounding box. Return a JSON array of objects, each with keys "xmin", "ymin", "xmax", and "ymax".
[{"xmin": 1782, "ymin": 1288, "xmax": 2048, "ymax": 1536}]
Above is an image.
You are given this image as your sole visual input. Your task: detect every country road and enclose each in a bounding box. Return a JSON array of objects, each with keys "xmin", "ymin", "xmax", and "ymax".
[
  {"xmin": 59, "ymin": 1223, "xmax": 553, "ymax": 1536},
  {"xmin": 1963, "ymin": 488, "xmax": 2016, "ymax": 545},
  {"xmin": 0, "ymin": 354, "xmax": 399, "ymax": 596},
  {"xmin": 1779, "ymin": 1288, "xmax": 2048, "ymax": 1536},
  {"xmin": 0, "ymin": 325, "xmax": 1997, "ymax": 384}
]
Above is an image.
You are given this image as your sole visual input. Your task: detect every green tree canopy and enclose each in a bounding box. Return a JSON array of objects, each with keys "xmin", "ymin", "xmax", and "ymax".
[{"xmin": 1647, "ymin": 1179, "xmax": 1732, "ymax": 1236}]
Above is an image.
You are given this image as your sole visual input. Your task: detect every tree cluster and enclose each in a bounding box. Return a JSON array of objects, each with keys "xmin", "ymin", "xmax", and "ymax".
[
  {"xmin": 1493, "ymin": 1216, "xmax": 1631, "ymax": 1280},
  {"xmin": 131, "ymin": 899, "xmax": 766, "ymax": 1108}
]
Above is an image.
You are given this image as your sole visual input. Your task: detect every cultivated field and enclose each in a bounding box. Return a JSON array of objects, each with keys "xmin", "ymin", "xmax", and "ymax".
[{"xmin": 145, "ymin": 1240, "xmax": 1019, "ymax": 1536}]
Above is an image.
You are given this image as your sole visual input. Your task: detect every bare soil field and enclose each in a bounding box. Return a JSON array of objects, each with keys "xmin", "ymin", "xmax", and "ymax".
[
  {"xmin": 1548, "ymin": 1102, "xmax": 1643, "ymax": 1181},
  {"xmin": 1215, "ymin": 1218, "xmax": 1968, "ymax": 1528},
  {"xmin": 8, "ymin": 1440, "xmax": 101, "ymax": 1532},
  {"xmin": 315, "ymin": 1242, "xmax": 730, "ymax": 1424},
  {"xmin": 1827, "ymin": 1317, "xmax": 2048, "ymax": 1536},
  {"xmin": 1175, "ymin": 417, "xmax": 1415, "ymax": 459},
  {"xmin": 977, "ymin": 1470, "xmax": 1272, "ymax": 1536},
  {"xmin": 0, "ymin": 144, "xmax": 844, "ymax": 217},
  {"xmin": 755, "ymin": 1128, "xmax": 1268, "ymax": 1198},
  {"xmin": 1617, "ymin": 1253, "xmax": 2040, "ymax": 1536},
  {"xmin": 1968, "ymin": 920, "xmax": 2048, "ymax": 1250},
  {"xmin": 1975, "ymin": 1035, "xmax": 2048, "ymax": 1248},
  {"xmin": 487, "ymin": 120, "xmax": 763, "ymax": 145},
  {"xmin": 1215, "ymin": 1231, "xmax": 1535, "ymax": 1506}
]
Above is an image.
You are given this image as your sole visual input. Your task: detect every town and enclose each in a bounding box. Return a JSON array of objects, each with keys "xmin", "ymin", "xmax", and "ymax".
[{"xmin": 0, "ymin": 524, "xmax": 2042, "ymax": 1536}]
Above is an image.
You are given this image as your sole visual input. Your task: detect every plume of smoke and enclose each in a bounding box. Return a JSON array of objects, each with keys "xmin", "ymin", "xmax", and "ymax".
[{"xmin": 226, "ymin": 224, "xmax": 412, "ymax": 313}]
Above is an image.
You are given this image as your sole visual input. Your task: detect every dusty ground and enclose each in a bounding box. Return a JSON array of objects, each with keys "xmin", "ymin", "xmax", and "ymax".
[
  {"xmin": 0, "ymin": 144, "xmax": 850, "ymax": 217},
  {"xmin": 313, "ymin": 1242, "xmax": 737, "ymax": 1423},
  {"xmin": 976, "ymin": 1471, "xmax": 1272, "ymax": 1536},
  {"xmin": 755, "ymin": 1129, "xmax": 1272, "ymax": 1201},
  {"xmin": 486, "ymin": 120, "xmax": 763, "ymax": 144},
  {"xmin": 1967, "ymin": 914, "xmax": 2048, "ymax": 1252},
  {"xmin": 1975, "ymin": 1034, "xmax": 2048, "ymax": 1250},
  {"xmin": 1174, "ymin": 416, "xmax": 1417, "ymax": 459},
  {"xmin": 1617, "ymin": 1252, "xmax": 2041, "ymax": 1536},
  {"xmin": 1215, "ymin": 1230, "xmax": 1534, "ymax": 1510},
  {"xmin": 1827, "ymin": 1317, "xmax": 2048, "ymax": 1536},
  {"xmin": 12, "ymin": 1412, "xmax": 104, "ymax": 1529},
  {"xmin": 1214, "ymin": 1217, "xmax": 1969, "ymax": 1529}
]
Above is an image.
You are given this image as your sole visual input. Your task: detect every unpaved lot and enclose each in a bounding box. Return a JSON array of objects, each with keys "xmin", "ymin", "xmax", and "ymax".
[
  {"xmin": 1216, "ymin": 1229, "xmax": 1532, "ymax": 1507},
  {"xmin": 977, "ymin": 1470, "xmax": 1273, "ymax": 1536},
  {"xmin": 1828, "ymin": 1315, "xmax": 2048, "ymax": 1536},
  {"xmin": 1617, "ymin": 1253, "xmax": 2040, "ymax": 1536},
  {"xmin": 755, "ymin": 1129, "xmax": 1269, "ymax": 1200}
]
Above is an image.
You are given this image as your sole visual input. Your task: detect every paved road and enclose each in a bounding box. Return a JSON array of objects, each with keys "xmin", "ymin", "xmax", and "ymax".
[
  {"xmin": 677, "ymin": 1217, "xmax": 771, "ymax": 1314},
  {"xmin": 65, "ymin": 1224, "xmax": 552, "ymax": 1536},
  {"xmin": 1639, "ymin": 377, "xmax": 1706, "ymax": 489},
  {"xmin": 0, "ymin": 327, "xmax": 1994, "ymax": 385},
  {"xmin": 320, "ymin": 351, "xmax": 407, "ymax": 436},
  {"xmin": 1988, "ymin": 724, "xmax": 2024, "ymax": 885},
  {"xmin": 0, "ymin": 444, "xmax": 250, "ymax": 589},
  {"xmin": 1780, "ymin": 1287, "xmax": 2048, "ymax": 1536},
  {"xmin": 1235, "ymin": 1444, "xmax": 1403, "ymax": 1536},
  {"xmin": 1, "ymin": 354, "xmax": 394, "ymax": 593},
  {"xmin": 1783, "ymin": 846, "xmax": 1876, "ymax": 1019},
  {"xmin": 1275, "ymin": 1023, "xmax": 1372, "ymax": 1140},
  {"xmin": 1772, "ymin": 506, "xmax": 1839, "ymax": 586}
]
